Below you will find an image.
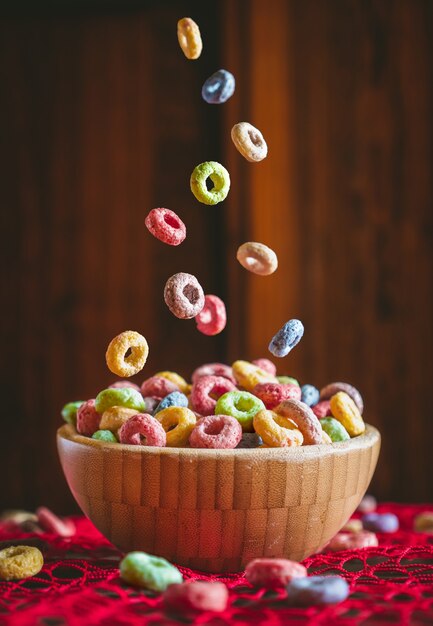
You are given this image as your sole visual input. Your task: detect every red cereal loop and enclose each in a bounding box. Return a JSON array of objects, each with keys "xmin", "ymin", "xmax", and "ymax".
[
  {"xmin": 145, "ymin": 208, "xmax": 186, "ymax": 246},
  {"xmin": 253, "ymin": 382, "xmax": 301, "ymax": 410},
  {"xmin": 252, "ymin": 358, "xmax": 277, "ymax": 376},
  {"xmin": 189, "ymin": 415, "xmax": 242, "ymax": 449},
  {"xmin": 326, "ymin": 531, "xmax": 378, "ymax": 551},
  {"xmin": 195, "ymin": 295, "xmax": 227, "ymax": 336},
  {"xmin": 76, "ymin": 399, "xmax": 100, "ymax": 436},
  {"xmin": 36, "ymin": 507, "xmax": 76, "ymax": 537},
  {"xmin": 191, "ymin": 363, "xmax": 236, "ymax": 385},
  {"xmin": 140, "ymin": 375, "xmax": 179, "ymax": 399},
  {"xmin": 163, "ymin": 581, "xmax": 229, "ymax": 614},
  {"xmin": 118, "ymin": 414, "xmax": 166, "ymax": 446},
  {"xmin": 190, "ymin": 375, "xmax": 237, "ymax": 416},
  {"xmin": 312, "ymin": 400, "xmax": 332, "ymax": 418},
  {"xmin": 245, "ymin": 558, "xmax": 307, "ymax": 589},
  {"xmin": 109, "ymin": 381, "xmax": 141, "ymax": 391}
]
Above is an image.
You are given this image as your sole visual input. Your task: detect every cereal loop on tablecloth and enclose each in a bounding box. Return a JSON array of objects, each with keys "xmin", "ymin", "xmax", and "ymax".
[
  {"xmin": 232, "ymin": 360, "xmax": 277, "ymax": 391},
  {"xmin": 190, "ymin": 375, "xmax": 236, "ymax": 416},
  {"xmin": 164, "ymin": 272, "xmax": 205, "ymax": 319},
  {"xmin": 253, "ymin": 409, "xmax": 303, "ymax": 447},
  {"xmin": 36, "ymin": 507, "xmax": 76, "ymax": 537},
  {"xmin": 237, "ymin": 242, "xmax": 278, "ymax": 276},
  {"xmin": 120, "ymin": 551, "xmax": 183, "ymax": 591},
  {"xmin": 231, "ymin": 122, "xmax": 268, "ymax": 162},
  {"xmin": 327, "ymin": 531, "xmax": 378, "ymax": 551},
  {"xmin": 177, "ymin": 17, "xmax": 202, "ymax": 60},
  {"xmin": 163, "ymin": 581, "xmax": 229, "ymax": 614},
  {"xmin": 330, "ymin": 391, "xmax": 365, "ymax": 437},
  {"xmin": 245, "ymin": 558, "xmax": 307, "ymax": 589},
  {"xmin": 286, "ymin": 576, "xmax": 349, "ymax": 606},
  {"xmin": 118, "ymin": 414, "xmax": 166, "ymax": 447},
  {"xmin": 106, "ymin": 330, "xmax": 149, "ymax": 378},
  {"xmin": 155, "ymin": 406, "xmax": 196, "ymax": 447},
  {"xmin": 190, "ymin": 161, "xmax": 230, "ymax": 205},
  {"xmin": 0, "ymin": 546, "xmax": 44, "ymax": 581},
  {"xmin": 189, "ymin": 415, "xmax": 242, "ymax": 449},
  {"xmin": 274, "ymin": 398, "xmax": 323, "ymax": 445},
  {"xmin": 195, "ymin": 295, "xmax": 227, "ymax": 335},
  {"xmin": 145, "ymin": 208, "xmax": 186, "ymax": 246}
]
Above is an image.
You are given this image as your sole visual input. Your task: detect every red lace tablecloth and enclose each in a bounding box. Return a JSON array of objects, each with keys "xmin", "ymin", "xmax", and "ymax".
[{"xmin": 1, "ymin": 504, "xmax": 433, "ymax": 626}]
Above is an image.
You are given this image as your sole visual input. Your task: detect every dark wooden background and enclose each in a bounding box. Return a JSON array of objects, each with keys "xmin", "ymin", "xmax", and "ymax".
[{"xmin": 1, "ymin": 0, "xmax": 432, "ymax": 512}]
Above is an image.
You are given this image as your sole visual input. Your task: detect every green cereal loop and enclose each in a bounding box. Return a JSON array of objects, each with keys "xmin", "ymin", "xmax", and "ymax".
[
  {"xmin": 92, "ymin": 430, "xmax": 118, "ymax": 442},
  {"xmin": 215, "ymin": 391, "xmax": 265, "ymax": 432},
  {"xmin": 277, "ymin": 376, "xmax": 300, "ymax": 387},
  {"xmin": 120, "ymin": 551, "xmax": 183, "ymax": 592},
  {"xmin": 320, "ymin": 417, "xmax": 350, "ymax": 442},
  {"xmin": 61, "ymin": 401, "xmax": 84, "ymax": 427},
  {"xmin": 190, "ymin": 161, "xmax": 230, "ymax": 205},
  {"xmin": 95, "ymin": 388, "xmax": 145, "ymax": 415}
]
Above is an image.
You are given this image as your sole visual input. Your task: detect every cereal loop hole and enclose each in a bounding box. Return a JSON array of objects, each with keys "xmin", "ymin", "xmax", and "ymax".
[
  {"xmin": 204, "ymin": 421, "xmax": 224, "ymax": 436},
  {"xmin": 183, "ymin": 284, "xmax": 200, "ymax": 304},
  {"xmin": 164, "ymin": 213, "xmax": 180, "ymax": 229}
]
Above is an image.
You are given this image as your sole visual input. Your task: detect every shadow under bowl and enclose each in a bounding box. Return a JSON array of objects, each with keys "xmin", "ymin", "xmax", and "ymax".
[{"xmin": 57, "ymin": 423, "xmax": 380, "ymax": 573}]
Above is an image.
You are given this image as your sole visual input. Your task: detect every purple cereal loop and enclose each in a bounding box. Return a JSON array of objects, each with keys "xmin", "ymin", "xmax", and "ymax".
[
  {"xmin": 164, "ymin": 272, "xmax": 205, "ymax": 319},
  {"xmin": 320, "ymin": 382, "xmax": 364, "ymax": 414},
  {"xmin": 274, "ymin": 398, "xmax": 323, "ymax": 445}
]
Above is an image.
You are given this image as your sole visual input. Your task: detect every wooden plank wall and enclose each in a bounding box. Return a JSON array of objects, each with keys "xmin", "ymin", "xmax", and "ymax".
[
  {"xmin": 0, "ymin": 0, "xmax": 432, "ymax": 509},
  {"xmin": 223, "ymin": 0, "xmax": 433, "ymax": 502}
]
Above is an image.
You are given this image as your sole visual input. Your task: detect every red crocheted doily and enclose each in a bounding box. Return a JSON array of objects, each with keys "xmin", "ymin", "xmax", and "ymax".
[{"xmin": 1, "ymin": 504, "xmax": 433, "ymax": 625}]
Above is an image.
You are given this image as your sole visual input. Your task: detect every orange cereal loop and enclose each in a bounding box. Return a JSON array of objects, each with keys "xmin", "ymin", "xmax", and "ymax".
[
  {"xmin": 99, "ymin": 406, "xmax": 138, "ymax": 435},
  {"xmin": 232, "ymin": 360, "xmax": 277, "ymax": 392},
  {"xmin": 155, "ymin": 371, "xmax": 189, "ymax": 394},
  {"xmin": 330, "ymin": 391, "xmax": 365, "ymax": 437},
  {"xmin": 106, "ymin": 331, "xmax": 149, "ymax": 378},
  {"xmin": 0, "ymin": 546, "xmax": 44, "ymax": 581},
  {"xmin": 177, "ymin": 17, "xmax": 202, "ymax": 60},
  {"xmin": 253, "ymin": 409, "xmax": 303, "ymax": 447}
]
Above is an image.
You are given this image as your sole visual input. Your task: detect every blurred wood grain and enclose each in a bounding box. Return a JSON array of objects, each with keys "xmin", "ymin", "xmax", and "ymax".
[{"xmin": 0, "ymin": 0, "xmax": 432, "ymax": 510}]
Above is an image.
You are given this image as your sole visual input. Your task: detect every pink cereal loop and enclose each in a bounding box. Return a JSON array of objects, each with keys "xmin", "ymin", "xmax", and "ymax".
[
  {"xmin": 118, "ymin": 414, "xmax": 166, "ymax": 447},
  {"xmin": 190, "ymin": 375, "xmax": 237, "ymax": 416},
  {"xmin": 145, "ymin": 208, "xmax": 186, "ymax": 246},
  {"xmin": 164, "ymin": 272, "xmax": 205, "ymax": 319},
  {"xmin": 36, "ymin": 507, "xmax": 76, "ymax": 537},
  {"xmin": 245, "ymin": 558, "xmax": 307, "ymax": 589},
  {"xmin": 252, "ymin": 358, "xmax": 277, "ymax": 376},
  {"xmin": 253, "ymin": 382, "xmax": 301, "ymax": 410},
  {"xmin": 312, "ymin": 400, "xmax": 332, "ymax": 418},
  {"xmin": 191, "ymin": 363, "xmax": 236, "ymax": 385},
  {"xmin": 140, "ymin": 375, "xmax": 179, "ymax": 399},
  {"xmin": 326, "ymin": 531, "xmax": 378, "ymax": 552},
  {"xmin": 189, "ymin": 415, "xmax": 242, "ymax": 449},
  {"xmin": 76, "ymin": 399, "xmax": 100, "ymax": 437},
  {"xmin": 274, "ymin": 398, "xmax": 323, "ymax": 445},
  {"xmin": 195, "ymin": 295, "xmax": 227, "ymax": 336}
]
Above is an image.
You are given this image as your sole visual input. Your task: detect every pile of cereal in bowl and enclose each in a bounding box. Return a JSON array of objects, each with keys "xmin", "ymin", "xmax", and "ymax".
[{"xmin": 61, "ymin": 331, "xmax": 366, "ymax": 450}]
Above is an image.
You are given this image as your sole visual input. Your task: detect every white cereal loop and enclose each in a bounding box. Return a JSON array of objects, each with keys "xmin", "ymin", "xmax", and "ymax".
[{"xmin": 231, "ymin": 122, "xmax": 268, "ymax": 162}]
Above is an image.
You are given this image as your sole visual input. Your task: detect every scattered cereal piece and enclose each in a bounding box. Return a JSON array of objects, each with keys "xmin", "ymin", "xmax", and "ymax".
[
  {"xmin": 286, "ymin": 575, "xmax": 349, "ymax": 606},
  {"xmin": 327, "ymin": 530, "xmax": 378, "ymax": 551},
  {"xmin": 231, "ymin": 122, "xmax": 268, "ymax": 162},
  {"xmin": 120, "ymin": 551, "xmax": 182, "ymax": 591},
  {"xmin": 269, "ymin": 319, "xmax": 304, "ymax": 358},
  {"xmin": 245, "ymin": 558, "xmax": 307, "ymax": 589},
  {"xmin": 177, "ymin": 17, "xmax": 202, "ymax": 60},
  {"xmin": 414, "ymin": 512, "xmax": 433, "ymax": 534},
  {"xmin": 237, "ymin": 242, "xmax": 278, "ymax": 276},
  {"xmin": 36, "ymin": 507, "xmax": 75, "ymax": 537},
  {"xmin": 0, "ymin": 546, "xmax": 44, "ymax": 581},
  {"xmin": 163, "ymin": 581, "xmax": 229, "ymax": 614},
  {"xmin": 195, "ymin": 294, "xmax": 227, "ymax": 335},
  {"xmin": 357, "ymin": 494, "xmax": 377, "ymax": 514},
  {"xmin": 202, "ymin": 69, "xmax": 235, "ymax": 104},
  {"xmin": 190, "ymin": 161, "xmax": 230, "ymax": 205},
  {"xmin": 164, "ymin": 272, "xmax": 205, "ymax": 319},
  {"xmin": 362, "ymin": 513, "xmax": 399, "ymax": 533},
  {"xmin": 145, "ymin": 208, "xmax": 186, "ymax": 246},
  {"xmin": 341, "ymin": 519, "xmax": 363, "ymax": 533},
  {"xmin": 106, "ymin": 330, "xmax": 149, "ymax": 378}
]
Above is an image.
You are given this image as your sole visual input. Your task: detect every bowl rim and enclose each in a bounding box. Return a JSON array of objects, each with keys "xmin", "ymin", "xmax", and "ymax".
[{"xmin": 57, "ymin": 423, "xmax": 380, "ymax": 461}]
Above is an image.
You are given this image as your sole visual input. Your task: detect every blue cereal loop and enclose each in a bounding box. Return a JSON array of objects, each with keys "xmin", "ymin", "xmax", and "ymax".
[
  {"xmin": 154, "ymin": 391, "xmax": 188, "ymax": 415},
  {"xmin": 301, "ymin": 384, "xmax": 320, "ymax": 407},
  {"xmin": 269, "ymin": 319, "xmax": 304, "ymax": 358},
  {"xmin": 202, "ymin": 69, "xmax": 235, "ymax": 104}
]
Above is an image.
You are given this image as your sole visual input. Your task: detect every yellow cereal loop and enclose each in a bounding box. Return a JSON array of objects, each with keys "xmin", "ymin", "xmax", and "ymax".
[
  {"xmin": 177, "ymin": 17, "xmax": 202, "ymax": 60},
  {"xmin": 253, "ymin": 409, "xmax": 303, "ymax": 447},
  {"xmin": 155, "ymin": 406, "xmax": 196, "ymax": 447},
  {"xmin": 330, "ymin": 391, "xmax": 365, "ymax": 437},
  {"xmin": 232, "ymin": 360, "xmax": 277, "ymax": 392},
  {"xmin": 99, "ymin": 406, "xmax": 137, "ymax": 435},
  {"xmin": 0, "ymin": 546, "xmax": 44, "ymax": 581},
  {"xmin": 155, "ymin": 371, "xmax": 189, "ymax": 394},
  {"xmin": 106, "ymin": 330, "xmax": 149, "ymax": 378}
]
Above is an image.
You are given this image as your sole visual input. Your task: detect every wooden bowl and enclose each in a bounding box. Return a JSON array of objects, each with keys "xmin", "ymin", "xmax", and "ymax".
[{"xmin": 57, "ymin": 423, "xmax": 380, "ymax": 572}]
